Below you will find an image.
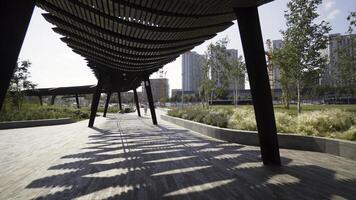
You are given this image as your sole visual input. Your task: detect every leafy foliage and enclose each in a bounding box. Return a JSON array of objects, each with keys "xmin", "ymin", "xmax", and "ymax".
[
  {"xmin": 276, "ymin": 0, "xmax": 331, "ymax": 113},
  {"xmin": 6, "ymin": 60, "xmax": 37, "ymax": 111},
  {"xmin": 0, "ymin": 104, "xmax": 90, "ymax": 122},
  {"xmin": 167, "ymin": 105, "xmax": 356, "ymax": 141},
  {"xmin": 334, "ymin": 12, "xmax": 356, "ymax": 94},
  {"xmin": 199, "ymin": 37, "xmax": 245, "ymax": 106}
]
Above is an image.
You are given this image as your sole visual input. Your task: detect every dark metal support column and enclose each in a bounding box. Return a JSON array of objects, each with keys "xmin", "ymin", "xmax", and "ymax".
[
  {"xmin": 39, "ymin": 96, "xmax": 43, "ymax": 106},
  {"xmin": 144, "ymin": 78, "xmax": 157, "ymax": 125},
  {"xmin": 0, "ymin": 1, "xmax": 35, "ymax": 111},
  {"xmin": 88, "ymin": 78, "xmax": 103, "ymax": 127},
  {"xmin": 234, "ymin": 6, "xmax": 281, "ymax": 165},
  {"xmin": 133, "ymin": 89, "xmax": 141, "ymax": 117},
  {"xmin": 103, "ymin": 92, "xmax": 111, "ymax": 117},
  {"xmin": 50, "ymin": 95, "xmax": 56, "ymax": 105},
  {"xmin": 75, "ymin": 94, "xmax": 80, "ymax": 109},
  {"xmin": 118, "ymin": 92, "xmax": 122, "ymax": 110}
]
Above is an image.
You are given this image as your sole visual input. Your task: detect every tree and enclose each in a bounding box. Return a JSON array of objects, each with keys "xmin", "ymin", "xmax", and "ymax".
[
  {"xmin": 225, "ymin": 56, "xmax": 245, "ymax": 105},
  {"xmin": 199, "ymin": 37, "xmax": 244, "ymax": 106},
  {"xmin": 199, "ymin": 55, "xmax": 215, "ymax": 108},
  {"xmin": 207, "ymin": 38, "xmax": 231, "ymax": 100},
  {"xmin": 335, "ymin": 12, "xmax": 356, "ymax": 95},
  {"xmin": 7, "ymin": 60, "xmax": 37, "ymax": 111},
  {"xmin": 281, "ymin": 0, "xmax": 331, "ymax": 113},
  {"xmin": 273, "ymin": 43, "xmax": 298, "ymax": 108}
]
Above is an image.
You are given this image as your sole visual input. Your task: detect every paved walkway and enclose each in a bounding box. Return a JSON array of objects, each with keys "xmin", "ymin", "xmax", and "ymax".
[{"xmin": 0, "ymin": 111, "xmax": 356, "ymax": 200}]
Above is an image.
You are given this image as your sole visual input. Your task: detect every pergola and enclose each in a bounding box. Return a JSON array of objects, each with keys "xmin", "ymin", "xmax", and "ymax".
[
  {"xmin": 1, "ymin": 0, "xmax": 280, "ymax": 165},
  {"xmin": 23, "ymin": 85, "xmax": 127, "ymax": 117}
]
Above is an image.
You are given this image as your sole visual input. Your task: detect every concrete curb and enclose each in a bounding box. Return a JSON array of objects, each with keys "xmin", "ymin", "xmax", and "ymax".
[
  {"xmin": 0, "ymin": 118, "xmax": 74, "ymax": 130},
  {"xmin": 161, "ymin": 114, "xmax": 356, "ymax": 161}
]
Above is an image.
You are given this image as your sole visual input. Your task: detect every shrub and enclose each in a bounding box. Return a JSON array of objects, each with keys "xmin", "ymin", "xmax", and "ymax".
[
  {"xmin": 167, "ymin": 106, "xmax": 356, "ymax": 141},
  {"xmin": 193, "ymin": 110, "xmax": 210, "ymax": 123},
  {"xmin": 227, "ymin": 108, "xmax": 257, "ymax": 131},
  {"xmin": 296, "ymin": 109, "xmax": 354, "ymax": 136},
  {"xmin": 275, "ymin": 112, "xmax": 295, "ymax": 133},
  {"xmin": 202, "ymin": 111, "xmax": 228, "ymax": 128},
  {"xmin": 0, "ymin": 104, "xmax": 90, "ymax": 122},
  {"xmin": 167, "ymin": 108, "xmax": 185, "ymax": 118}
]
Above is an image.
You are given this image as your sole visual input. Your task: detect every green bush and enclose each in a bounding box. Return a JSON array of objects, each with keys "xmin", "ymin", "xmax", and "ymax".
[
  {"xmin": 202, "ymin": 112, "xmax": 228, "ymax": 128},
  {"xmin": 0, "ymin": 104, "xmax": 90, "ymax": 122},
  {"xmin": 167, "ymin": 108, "xmax": 185, "ymax": 118},
  {"xmin": 227, "ymin": 108, "xmax": 257, "ymax": 131},
  {"xmin": 167, "ymin": 106, "xmax": 356, "ymax": 141},
  {"xmin": 275, "ymin": 112, "xmax": 295, "ymax": 133},
  {"xmin": 296, "ymin": 109, "xmax": 354, "ymax": 136},
  {"xmin": 119, "ymin": 107, "xmax": 135, "ymax": 113}
]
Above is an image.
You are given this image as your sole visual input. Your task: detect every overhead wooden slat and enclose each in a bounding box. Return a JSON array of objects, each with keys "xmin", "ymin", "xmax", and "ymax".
[{"xmin": 34, "ymin": 0, "xmax": 272, "ymax": 92}]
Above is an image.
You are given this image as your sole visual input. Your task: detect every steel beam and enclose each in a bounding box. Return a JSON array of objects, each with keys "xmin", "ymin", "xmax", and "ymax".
[
  {"xmin": 39, "ymin": 96, "xmax": 43, "ymax": 106},
  {"xmin": 133, "ymin": 89, "xmax": 141, "ymax": 117},
  {"xmin": 103, "ymin": 93, "xmax": 111, "ymax": 117},
  {"xmin": 118, "ymin": 92, "xmax": 122, "ymax": 110},
  {"xmin": 88, "ymin": 78, "xmax": 103, "ymax": 127},
  {"xmin": 0, "ymin": 1, "xmax": 35, "ymax": 111},
  {"xmin": 75, "ymin": 94, "xmax": 80, "ymax": 109},
  {"xmin": 50, "ymin": 95, "xmax": 56, "ymax": 105},
  {"xmin": 144, "ymin": 78, "xmax": 157, "ymax": 125},
  {"xmin": 234, "ymin": 6, "xmax": 281, "ymax": 166}
]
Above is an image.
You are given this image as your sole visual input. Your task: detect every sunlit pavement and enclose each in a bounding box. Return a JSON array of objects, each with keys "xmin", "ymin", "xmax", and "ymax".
[{"xmin": 0, "ymin": 110, "xmax": 356, "ymax": 200}]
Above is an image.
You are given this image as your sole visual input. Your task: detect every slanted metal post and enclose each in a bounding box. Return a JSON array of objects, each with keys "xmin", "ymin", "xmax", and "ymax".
[
  {"xmin": 234, "ymin": 6, "xmax": 281, "ymax": 165},
  {"xmin": 133, "ymin": 89, "xmax": 141, "ymax": 117},
  {"xmin": 0, "ymin": 1, "xmax": 35, "ymax": 111},
  {"xmin": 144, "ymin": 77, "xmax": 157, "ymax": 125},
  {"xmin": 50, "ymin": 95, "xmax": 56, "ymax": 105},
  {"xmin": 88, "ymin": 79, "xmax": 103, "ymax": 127},
  {"xmin": 118, "ymin": 92, "xmax": 122, "ymax": 110},
  {"xmin": 103, "ymin": 92, "xmax": 111, "ymax": 117},
  {"xmin": 39, "ymin": 96, "xmax": 43, "ymax": 106},
  {"xmin": 75, "ymin": 94, "xmax": 80, "ymax": 109}
]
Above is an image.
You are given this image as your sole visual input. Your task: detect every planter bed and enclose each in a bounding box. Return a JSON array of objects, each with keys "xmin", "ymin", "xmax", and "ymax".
[
  {"xmin": 0, "ymin": 118, "xmax": 74, "ymax": 130},
  {"xmin": 161, "ymin": 114, "xmax": 356, "ymax": 161}
]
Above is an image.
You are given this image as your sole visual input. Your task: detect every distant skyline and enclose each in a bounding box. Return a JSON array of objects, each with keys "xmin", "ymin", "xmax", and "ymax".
[{"xmin": 19, "ymin": 0, "xmax": 355, "ymax": 91}]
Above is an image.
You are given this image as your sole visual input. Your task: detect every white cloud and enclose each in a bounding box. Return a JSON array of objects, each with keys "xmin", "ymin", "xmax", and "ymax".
[
  {"xmin": 326, "ymin": 9, "xmax": 341, "ymax": 20},
  {"xmin": 324, "ymin": 0, "xmax": 336, "ymax": 11}
]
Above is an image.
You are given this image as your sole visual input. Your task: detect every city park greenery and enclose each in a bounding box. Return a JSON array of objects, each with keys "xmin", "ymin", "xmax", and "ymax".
[
  {"xmin": 168, "ymin": 0, "xmax": 356, "ymax": 141},
  {"xmin": 168, "ymin": 105, "xmax": 356, "ymax": 141},
  {"xmin": 0, "ymin": 60, "xmax": 120, "ymax": 122}
]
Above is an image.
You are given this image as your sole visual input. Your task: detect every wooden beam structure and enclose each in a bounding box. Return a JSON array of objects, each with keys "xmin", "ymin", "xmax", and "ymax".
[
  {"xmin": 2, "ymin": 0, "xmax": 281, "ymax": 165},
  {"xmin": 234, "ymin": 6, "xmax": 281, "ymax": 165},
  {"xmin": 103, "ymin": 93, "xmax": 111, "ymax": 117},
  {"xmin": 133, "ymin": 89, "xmax": 141, "ymax": 117},
  {"xmin": 0, "ymin": 1, "xmax": 35, "ymax": 111},
  {"xmin": 144, "ymin": 78, "xmax": 157, "ymax": 125}
]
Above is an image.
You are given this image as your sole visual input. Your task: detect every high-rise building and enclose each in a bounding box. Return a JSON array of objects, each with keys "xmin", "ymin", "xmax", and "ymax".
[
  {"xmin": 182, "ymin": 51, "xmax": 204, "ymax": 93},
  {"xmin": 270, "ymin": 40, "xmax": 283, "ymax": 90},
  {"xmin": 320, "ymin": 33, "xmax": 356, "ymax": 87},
  {"xmin": 142, "ymin": 78, "xmax": 169, "ymax": 102}
]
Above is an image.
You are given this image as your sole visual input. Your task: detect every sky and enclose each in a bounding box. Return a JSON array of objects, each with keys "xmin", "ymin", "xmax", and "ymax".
[{"xmin": 19, "ymin": 0, "xmax": 355, "ymax": 92}]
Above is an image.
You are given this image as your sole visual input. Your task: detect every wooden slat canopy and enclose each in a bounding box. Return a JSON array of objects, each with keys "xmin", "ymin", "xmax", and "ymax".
[
  {"xmin": 1, "ymin": 0, "xmax": 281, "ymax": 165},
  {"xmin": 35, "ymin": 0, "xmax": 271, "ymax": 92}
]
